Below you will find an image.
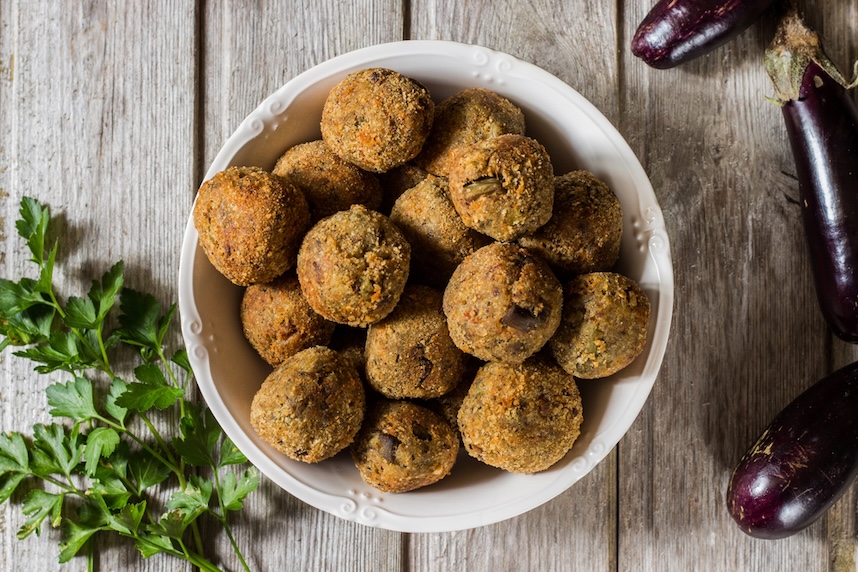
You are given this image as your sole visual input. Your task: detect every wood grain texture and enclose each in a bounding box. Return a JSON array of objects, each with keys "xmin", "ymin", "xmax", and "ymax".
[
  {"xmin": 619, "ymin": 0, "xmax": 858, "ymax": 570},
  {"xmin": 1, "ymin": 0, "xmax": 857, "ymax": 570},
  {"xmin": 1, "ymin": 1, "xmax": 197, "ymax": 570}
]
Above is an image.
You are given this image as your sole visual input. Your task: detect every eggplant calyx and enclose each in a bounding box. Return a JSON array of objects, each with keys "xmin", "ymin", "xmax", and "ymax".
[{"xmin": 764, "ymin": 8, "xmax": 854, "ymax": 103}]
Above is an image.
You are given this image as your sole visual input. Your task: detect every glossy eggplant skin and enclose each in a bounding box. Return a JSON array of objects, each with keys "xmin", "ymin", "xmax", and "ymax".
[
  {"xmin": 781, "ymin": 62, "xmax": 858, "ymax": 342},
  {"xmin": 631, "ymin": 0, "xmax": 775, "ymax": 69},
  {"xmin": 726, "ymin": 361, "xmax": 858, "ymax": 539}
]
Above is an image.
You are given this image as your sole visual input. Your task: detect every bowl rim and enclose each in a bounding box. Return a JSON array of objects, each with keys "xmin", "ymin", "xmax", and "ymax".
[{"xmin": 179, "ymin": 38, "xmax": 674, "ymax": 533}]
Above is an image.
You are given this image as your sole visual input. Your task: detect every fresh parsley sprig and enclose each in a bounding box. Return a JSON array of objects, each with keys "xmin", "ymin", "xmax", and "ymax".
[{"xmin": 0, "ymin": 197, "xmax": 257, "ymax": 571}]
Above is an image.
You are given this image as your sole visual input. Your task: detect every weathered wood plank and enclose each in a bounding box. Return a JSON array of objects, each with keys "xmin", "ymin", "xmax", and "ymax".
[
  {"xmin": 618, "ymin": 0, "xmax": 858, "ymax": 570},
  {"xmin": 0, "ymin": 1, "xmax": 197, "ymax": 570}
]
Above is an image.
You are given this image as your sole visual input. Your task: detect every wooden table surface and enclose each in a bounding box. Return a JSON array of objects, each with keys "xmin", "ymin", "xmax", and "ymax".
[{"xmin": 2, "ymin": 1, "xmax": 857, "ymax": 570}]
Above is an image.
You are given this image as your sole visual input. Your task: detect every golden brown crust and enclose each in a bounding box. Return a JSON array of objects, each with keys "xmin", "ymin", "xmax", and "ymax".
[
  {"xmin": 296, "ymin": 205, "xmax": 410, "ymax": 327},
  {"xmin": 549, "ymin": 272, "xmax": 651, "ymax": 379},
  {"xmin": 416, "ymin": 88, "xmax": 526, "ymax": 176},
  {"xmin": 193, "ymin": 166, "xmax": 310, "ymax": 286},
  {"xmin": 442, "ymin": 242, "xmax": 563, "ymax": 363},
  {"xmin": 272, "ymin": 139, "xmax": 383, "ymax": 221},
  {"xmin": 389, "ymin": 174, "xmax": 490, "ymax": 287},
  {"xmin": 240, "ymin": 273, "xmax": 336, "ymax": 366},
  {"xmin": 365, "ymin": 285, "xmax": 467, "ymax": 399},
  {"xmin": 350, "ymin": 400, "xmax": 458, "ymax": 493},
  {"xmin": 250, "ymin": 346, "xmax": 365, "ymax": 463},
  {"xmin": 518, "ymin": 170, "xmax": 623, "ymax": 280},
  {"xmin": 321, "ymin": 68, "xmax": 434, "ymax": 173},
  {"xmin": 457, "ymin": 356, "xmax": 583, "ymax": 474},
  {"xmin": 448, "ymin": 134, "xmax": 554, "ymax": 241}
]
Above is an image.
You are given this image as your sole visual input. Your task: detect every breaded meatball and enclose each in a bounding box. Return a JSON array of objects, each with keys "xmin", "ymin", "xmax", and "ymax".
[
  {"xmin": 457, "ymin": 356, "xmax": 583, "ymax": 474},
  {"xmin": 366, "ymin": 285, "xmax": 467, "ymax": 399},
  {"xmin": 389, "ymin": 174, "xmax": 490, "ymax": 287},
  {"xmin": 417, "ymin": 88, "xmax": 526, "ymax": 177},
  {"xmin": 448, "ymin": 134, "xmax": 554, "ymax": 241},
  {"xmin": 443, "ymin": 242, "xmax": 563, "ymax": 363},
  {"xmin": 350, "ymin": 400, "xmax": 458, "ymax": 493},
  {"xmin": 297, "ymin": 205, "xmax": 410, "ymax": 327},
  {"xmin": 549, "ymin": 272, "xmax": 651, "ymax": 379},
  {"xmin": 193, "ymin": 166, "xmax": 310, "ymax": 286},
  {"xmin": 321, "ymin": 68, "xmax": 434, "ymax": 173},
  {"xmin": 250, "ymin": 346, "xmax": 365, "ymax": 463},
  {"xmin": 240, "ymin": 273, "xmax": 335, "ymax": 366},
  {"xmin": 272, "ymin": 140, "xmax": 383, "ymax": 221},
  {"xmin": 518, "ymin": 170, "xmax": 623, "ymax": 279}
]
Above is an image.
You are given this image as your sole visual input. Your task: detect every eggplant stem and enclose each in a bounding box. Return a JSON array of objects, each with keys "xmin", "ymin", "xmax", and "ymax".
[{"xmin": 765, "ymin": 7, "xmax": 855, "ymax": 102}]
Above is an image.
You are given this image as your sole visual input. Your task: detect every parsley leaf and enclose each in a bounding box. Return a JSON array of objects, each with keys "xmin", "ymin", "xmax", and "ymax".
[
  {"xmin": 104, "ymin": 377, "xmax": 130, "ymax": 424},
  {"xmin": 173, "ymin": 406, "xmax": 221, "ymax": 468},
  {"xmin": 218, "ymin": 468, "xmax": 259, "ymax": 512},
  {"xmin": 128, "ymin": 453, "xmax": 171, "ymax": 496},
  {"xmin": 58, "ymin": 519, "xmax": 103, "ymax": 563},
  {"xmin": 32, "ymin": 423, "xmax": 83, "ymax": 478},
  {"xmin": 116, "ymin": 382, "xmax": 184, "ymax": 412},
  {"xmin": 45, "ymin": 377, "xmax": 99, "ymax": 422},
  {"xmin": 167, "ymin": 475, "xmax": 212, "ymax": 522},
  {"xmin": 18, "ymin": 489, "xmax": 64, "ymax": 539},
  {"xmin": 83, "ymin": 427, "xmax": 120, "ymax": 476}
]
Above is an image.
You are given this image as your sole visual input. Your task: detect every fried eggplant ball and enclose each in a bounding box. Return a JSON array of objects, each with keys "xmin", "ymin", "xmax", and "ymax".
[
  {"xmin": 519, "ymin": 170, "xmax": 623, "ymax": 280},
  {"xmin": 457, "ymin": 356, "xmax": 583, "ymax": 474},
  {"xmin": 365, "ymin": 285, "xmax": 467, "ymax": 399},
  {"xmin": 549, "ymin": 272, "xmax": 651, "ymax": 379},
  {"xmin": 321, "ymin": 68, "xmax": 434, "ymax": 173},
  {"xmin": 193, "ymin": 166, "xmax": 310, "ymax": 286},
  {"xmin": 297, "ymin": 205, "xmax": 410, "ymax": 327},
  {"xmin": 250, "ymin": 346, "xmax": 365, "ymax": 463},
  {"xmin": 389, "ymin": 174, "xmax": 490, "ymax": 287},
  {"xmin": 448, "ymin": 134, "xmax": 554, "ymax": 241},
  {"xmin": 350, "ymin": 400, "xmax": 458, "ymax": 493},
  {"xmin": 443, "ymin": 242, "xmax": 563, "ymax": 363},
  {"xmin": 272, "ymin": 139, "xmax": 383, "ymax": 222},
  {"xmin": 240, "ymin": 273, "xmax": 336, "ymax": 367},
  {"xmin": 417, "ymin": 87, "xmax": 526, "ymax": 177}
]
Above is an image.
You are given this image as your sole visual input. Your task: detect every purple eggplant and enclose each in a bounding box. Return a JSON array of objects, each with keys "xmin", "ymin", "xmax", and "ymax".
[
  {"xmin": 726, "ymin": 360, "xmax": 858, "ymax": 539},
  {"xmin": 765, "ymin": 10, "xmax": 858, "ymax": 342},
  {"xmin": 631, "ymin": 0, "xmax": 776, "ymax": 69}
]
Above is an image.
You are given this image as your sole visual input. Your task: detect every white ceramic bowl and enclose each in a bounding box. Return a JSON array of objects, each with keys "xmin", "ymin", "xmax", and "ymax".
[{"xmin": 178, "ymin": 41, "xmax": 673, "ymax": 533}]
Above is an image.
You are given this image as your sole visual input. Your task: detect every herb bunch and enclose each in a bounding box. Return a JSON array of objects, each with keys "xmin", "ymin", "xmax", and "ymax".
[{"xmin": 0, "ymin": 197, "xmax": 257, "ymax": 571}]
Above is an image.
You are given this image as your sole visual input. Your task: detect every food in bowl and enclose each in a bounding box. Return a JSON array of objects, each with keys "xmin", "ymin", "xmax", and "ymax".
[
  {"xmin": 443, "ymin": 241, "xmax": 564, "ymax": 364},
  {"xmin": 180, "ymin": 42, "xmax": 673, "ymax": 531},
  {"xmin": 196, "ymin": 70, "xmax": 648, "ymax": 491},
  {"xmin": 447, "ymin": 133, "xmax": 554, "ymax": 241},
  {"xmin": 320, "ymin": 68, "xmax": 434, "ymax": 172},
  {"xmin": 416, "ymin": 87, "xmax": 526, "ymax": 177},
  {"xmin": 193, "ymin": 165, "xmax": 310, "ymax": 286},
  {"xmin": 295, "ymin": 205, "xmax": 411, "ymax": 327}
]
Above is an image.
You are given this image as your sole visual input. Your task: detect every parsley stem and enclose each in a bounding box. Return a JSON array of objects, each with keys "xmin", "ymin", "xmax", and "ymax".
[
  {"xmin": 98, "ymin": 416, "xmax": 183, "ymax": 479},
  {"xmin": 213, "ymin": 469, "xmax": 252, "ymax": 572},
  {"xmin": 136, "ymin": 412, "xmax": 183, "ymax": 474}
]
